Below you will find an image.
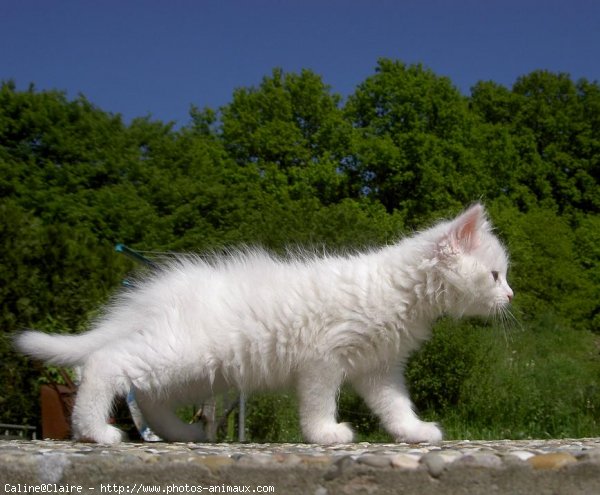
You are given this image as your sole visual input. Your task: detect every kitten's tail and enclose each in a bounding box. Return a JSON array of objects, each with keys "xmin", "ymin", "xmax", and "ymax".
[{"xmin": 14, "ymin": 329, "xmax": 104, "ymax": 366}]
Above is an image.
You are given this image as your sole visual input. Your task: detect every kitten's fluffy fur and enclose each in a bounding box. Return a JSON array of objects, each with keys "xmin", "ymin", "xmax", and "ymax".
[{"xmin": 16, "ymin": 204, "xmax": 513, "ymax": 444}]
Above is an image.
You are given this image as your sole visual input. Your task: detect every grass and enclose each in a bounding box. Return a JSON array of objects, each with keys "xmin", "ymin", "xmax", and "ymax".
[{"xmin": 411, "ymin": 313, "xmax": 600, "ymax": 440}]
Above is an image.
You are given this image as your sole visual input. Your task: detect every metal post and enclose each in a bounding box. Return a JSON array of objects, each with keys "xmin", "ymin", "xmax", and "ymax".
[{"xmin": 238, "ymin": 391, "xmax": 246, "ymax": 442}]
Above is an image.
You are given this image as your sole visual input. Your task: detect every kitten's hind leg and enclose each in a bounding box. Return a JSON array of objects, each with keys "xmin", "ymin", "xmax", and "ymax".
[
  {"xmin": 352, "ymin": 367, "xmax": 442, "ymax": 444},
  {"xmin": 71, "ymin": 354, "xmax": 129, "ymax": 444},
  {"xmin": 134, "ymin": 391, "xmax": 206, "ymax": 443},
  {"xmin": 296, "ymin": 363, "xmax": 354, "ymax": 444}
]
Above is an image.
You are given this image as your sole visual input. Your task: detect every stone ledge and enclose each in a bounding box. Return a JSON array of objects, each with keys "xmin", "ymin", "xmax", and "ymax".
[{"xmin": 2, "ymin": 439, "xmax": 600, "ymax": 494}]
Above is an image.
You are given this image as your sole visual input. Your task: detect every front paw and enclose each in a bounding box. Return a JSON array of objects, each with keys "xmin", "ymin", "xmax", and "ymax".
[
  {"xmin": 394, "ymin": 421, "xmax": 443, "ymax": 444},
  {"xmin": 304, "ymin": 422, "xmax": 355, "ymax": 444}
]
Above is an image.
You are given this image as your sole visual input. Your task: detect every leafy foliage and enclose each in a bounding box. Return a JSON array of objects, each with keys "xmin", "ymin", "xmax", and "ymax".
[{"xmin": 1, "ymin": 61, "xmax": 599, "ymax": 440}]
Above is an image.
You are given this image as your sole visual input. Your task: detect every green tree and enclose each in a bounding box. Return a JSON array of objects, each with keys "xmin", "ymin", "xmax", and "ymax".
[
  {"xmin": 471, "ymin": 72, "xmax": 600, "ymax": 213},
  {"xmin": 344, "ymin": 59, "xmax": 484, "ymax": 224},
  {"xmin": 220, "ymin": 68, "xmax": 351, "ymax": 205}
]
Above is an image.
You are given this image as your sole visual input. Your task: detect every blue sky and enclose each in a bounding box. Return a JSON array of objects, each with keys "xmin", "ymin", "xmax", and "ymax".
[{"xmin": 2, "ymin": 0, "xmax": 599, "ymax": 126}]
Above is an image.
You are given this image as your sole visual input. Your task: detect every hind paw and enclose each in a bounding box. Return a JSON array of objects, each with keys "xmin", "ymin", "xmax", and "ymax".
[{"xmin": 74, "ymin": 425, "xmax": 125, "ymax": 444}]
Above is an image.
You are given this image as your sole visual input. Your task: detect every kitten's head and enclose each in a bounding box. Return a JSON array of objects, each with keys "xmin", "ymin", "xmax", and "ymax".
[{"xmin": 430, "ymin": 203, "xmax": 513, "ymax": 318}]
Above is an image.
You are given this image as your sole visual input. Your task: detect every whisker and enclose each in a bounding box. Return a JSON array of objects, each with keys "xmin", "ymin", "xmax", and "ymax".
[
  {"xmin": 503, "ymin": 307, "xmax": 523, "ymax": 331},
  {"xmin": 490, "ymin": 303, "xmax": 521, "ymax": 344}
]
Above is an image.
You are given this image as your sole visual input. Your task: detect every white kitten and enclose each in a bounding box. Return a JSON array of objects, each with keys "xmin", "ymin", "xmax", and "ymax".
[{"xmin": 15, "ymin": 203, "xmax": 513, "ymax": 444}]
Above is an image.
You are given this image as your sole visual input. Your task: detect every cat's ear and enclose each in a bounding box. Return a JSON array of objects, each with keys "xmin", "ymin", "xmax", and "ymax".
[{"xmin": 440, "ymin": 203, "xmax": 487, "ymax": 254}]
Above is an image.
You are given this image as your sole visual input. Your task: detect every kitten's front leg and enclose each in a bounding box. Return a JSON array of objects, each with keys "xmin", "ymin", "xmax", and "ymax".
[
  {"xmin": 296, "ymin": 364, "xmax": 354, "ymax": 444},
  {"xmin": 352, "ymin": 367, "xmax": 442, "ymax": 444}
]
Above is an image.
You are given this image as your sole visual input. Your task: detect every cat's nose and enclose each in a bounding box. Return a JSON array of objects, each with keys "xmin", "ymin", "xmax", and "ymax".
[{"xmin": 505, "ymin": 285, "xmax": 514, "ymax": 303}]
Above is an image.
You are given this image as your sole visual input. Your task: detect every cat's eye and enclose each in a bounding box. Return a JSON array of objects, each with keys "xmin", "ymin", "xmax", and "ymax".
[{"xmin": 491, "ymin": 271, "xmax": 499, "ymax": 282}]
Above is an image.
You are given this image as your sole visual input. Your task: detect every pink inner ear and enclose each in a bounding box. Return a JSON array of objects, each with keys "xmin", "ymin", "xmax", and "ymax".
[{"xmin": 450, "ymin": 204, "xmax": 483, "ymax": 252}]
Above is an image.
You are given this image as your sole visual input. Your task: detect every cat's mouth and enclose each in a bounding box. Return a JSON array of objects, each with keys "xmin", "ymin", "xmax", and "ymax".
[{"xmin": 459, "ymin": 295, "xmax": 512, "ymax": 318}]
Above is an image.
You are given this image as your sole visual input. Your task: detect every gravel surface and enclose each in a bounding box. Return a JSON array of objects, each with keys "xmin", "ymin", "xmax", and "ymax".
[{"xmin": 2, "ymin": 438, "xmax": 600, "ymax": 494}]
